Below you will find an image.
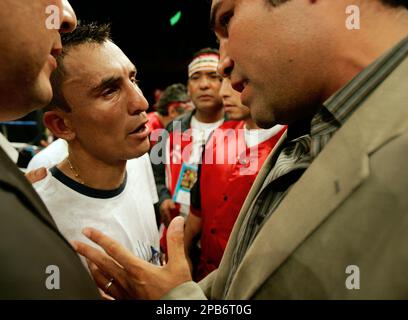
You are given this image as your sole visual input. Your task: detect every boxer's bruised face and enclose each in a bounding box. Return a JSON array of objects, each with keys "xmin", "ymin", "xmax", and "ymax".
[{"xmin": 58, "ymin": 41, "xmax": 151, "ymax": 163}]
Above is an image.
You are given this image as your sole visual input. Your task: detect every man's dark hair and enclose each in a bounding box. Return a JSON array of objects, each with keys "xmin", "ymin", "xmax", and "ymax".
[
  {"xmin": 157, "ymin": 84, "xmax": 190, "ymax": 116},
  {"xmin": 380, "ymin": 0, "xmax": 408, "ymax": 8},
  {"xmin": 47, "ymin": 22, "xmax": 112, "ymax": 112}
]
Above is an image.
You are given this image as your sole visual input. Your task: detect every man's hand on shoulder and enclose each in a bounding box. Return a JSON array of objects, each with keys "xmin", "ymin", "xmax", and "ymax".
[{"xmin": 25, "ymin": 167, "xmax": 47, "ymax": 184}]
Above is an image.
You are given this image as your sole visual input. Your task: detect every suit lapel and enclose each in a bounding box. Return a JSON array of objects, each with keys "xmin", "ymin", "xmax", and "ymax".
[{"xmin": 226, "ymin": 57, "xmax": 408, "ymax": 299}]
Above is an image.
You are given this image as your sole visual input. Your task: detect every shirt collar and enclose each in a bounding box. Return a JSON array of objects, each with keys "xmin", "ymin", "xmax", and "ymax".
[{"xmin": 311, "ymin": 35, "xmax": 408, "ymax": 137}]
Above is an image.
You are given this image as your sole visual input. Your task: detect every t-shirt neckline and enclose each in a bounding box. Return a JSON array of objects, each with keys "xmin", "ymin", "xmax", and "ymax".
[{"xmin": 50, "ymin": 166, "xmax": 127, "ymax": 199}]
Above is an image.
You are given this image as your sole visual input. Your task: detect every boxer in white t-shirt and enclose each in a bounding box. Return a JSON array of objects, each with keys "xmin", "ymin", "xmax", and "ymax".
[{"xmin": 32, "ymin": 22, "xmax": 160, "ymax": 271}]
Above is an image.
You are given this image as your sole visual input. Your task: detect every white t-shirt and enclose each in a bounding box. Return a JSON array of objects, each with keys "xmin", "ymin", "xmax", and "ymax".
[
  {"xmin": 189, "ymin": 116, "xmax": 224, "ymax": 164},
  {"xmin": 27, "ymin": 138, "xmax": 158, "ymax": 204},
  {"xmin": 33, "ymin": 154, "xmax": 160, "ymax": 268},
  {"xmin": 27, "ymin": 138, "xmax": 68, "ymax": 171}
]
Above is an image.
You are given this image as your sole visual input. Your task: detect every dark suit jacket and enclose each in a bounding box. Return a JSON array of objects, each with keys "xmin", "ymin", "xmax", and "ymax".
[{"xmin": 0, "ymin": 148, "xmax": 99, "ymax": 299}]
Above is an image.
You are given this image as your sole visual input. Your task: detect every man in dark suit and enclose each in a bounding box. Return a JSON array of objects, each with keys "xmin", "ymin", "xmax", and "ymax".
[
  {"xmin": 74, "ymin": 0, "xmax": 408, "ymax": 299},
  {"xmin": 0, "ymin": 0, "xmax": 99, "ymax": 299}
]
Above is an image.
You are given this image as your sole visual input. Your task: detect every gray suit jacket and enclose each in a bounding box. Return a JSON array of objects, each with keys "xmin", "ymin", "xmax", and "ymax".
[
  {"xmin": 164, "ymin": 55, "xmax": 408, "ymax": 299},
  {"xmin": 0, "ymin": 148, "xmax": 99, "ymax": 299}
]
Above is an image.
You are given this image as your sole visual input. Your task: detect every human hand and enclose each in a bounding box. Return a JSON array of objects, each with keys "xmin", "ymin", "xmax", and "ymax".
[
  {"xmin": 160, "ymin": 199, "xmax": 177, "ymax": 227},
  {"xmin": 40, "ymin": 139, "xmax": 50, "ymax": 148},
  {"xmin": 25, "ymin": 167, "xmax": 47, "ymax": 184},
  {"xmin": 98, "ymin": 288, "xmax": 115, "ymax": 300},
  {"xmin": 72, "ymin": 216, "xmax": 192, "ymax": 300}
]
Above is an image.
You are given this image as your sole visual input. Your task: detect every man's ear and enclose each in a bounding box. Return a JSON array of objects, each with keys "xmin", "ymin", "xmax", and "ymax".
[
  {"xmin": 168, "ymin": 105, "xmax": 178, "ymax": 118},
  {"xmin": 43, "ymin": 111, "xmax": 76, "ymax": 141},
  {"xmin": 168, "ymin": 104, "xmax": 186, "ymax": 119}
]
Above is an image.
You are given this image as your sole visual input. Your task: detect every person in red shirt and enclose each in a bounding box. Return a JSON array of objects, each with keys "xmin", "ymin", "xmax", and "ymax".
[
  {"xmin": 153, "ymin": 49, "xmax": 225, "ymax": 225},
  {"xmin": 147, "ymin": 83, "xmax": 190, "ymax": 148},
  {"xmin": 151, "ymin": 48, "xmax": 226, "ymax": 256},
  {"xmin": 184, "ymin": 77, "xmax": 287, "ymax": 281}
]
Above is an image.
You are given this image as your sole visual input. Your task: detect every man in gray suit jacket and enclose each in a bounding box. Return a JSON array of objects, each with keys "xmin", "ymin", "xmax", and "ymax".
[
  {"xmin": 75, "ymin": 0, "xmax": 408, "ymax": 299},
  {"xmin": 0, "ymin": 0, "xmax": 99, "ymax": 299}
]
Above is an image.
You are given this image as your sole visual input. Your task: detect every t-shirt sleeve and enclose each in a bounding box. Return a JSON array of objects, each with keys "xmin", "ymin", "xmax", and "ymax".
[
  {"xmin": 27, "ymin": 152, "xmax": 51, "ymax": 171},
  {"xmin": 27, "ymin": 139, "xmax": 68, "ymax": 171}
]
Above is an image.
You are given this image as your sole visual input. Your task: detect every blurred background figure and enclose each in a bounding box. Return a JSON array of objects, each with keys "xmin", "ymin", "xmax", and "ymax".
[
  {"xmin": 147, "ymin": 83, "xmax": 190, "ymax": 148},
  {"xmin": 151, "ymin": 47, "xmax": 226, "ymax": 256},
  {"xmin": 0, "ymin": 110, "xmax": 55, "ymax": 169}
]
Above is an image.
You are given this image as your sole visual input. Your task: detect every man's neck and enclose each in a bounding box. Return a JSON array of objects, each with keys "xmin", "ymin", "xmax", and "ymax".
[
  {"xmin": 194, "ymin": 108, "xmax": 224, "ymax": 124},
  {"xmin": 58, "ymin": 145, "xmax": 127, "ymax": 190},
  {"xmin": 322, "ymin": 5, "xmax": 408, "ymax": 102},
  {"xmin": 244, "ymin": 118, "xmax": 260, "ymax": 130}
]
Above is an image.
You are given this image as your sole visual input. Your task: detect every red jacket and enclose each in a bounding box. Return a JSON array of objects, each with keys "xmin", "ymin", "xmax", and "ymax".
[
  {"xmin": 147, "ymin": 112, "xmax": 164, "ymax": 148},
  {"xmin": 165, "ymin": 128, "xmax": 193, "ymax": 199},
  {"xmin": 191, "ymin": 123, "xmax": 287, "ymax": 280},
  {"xmin": 160, "ymin": 120, "xmax": 239, "ymax": 253}
]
